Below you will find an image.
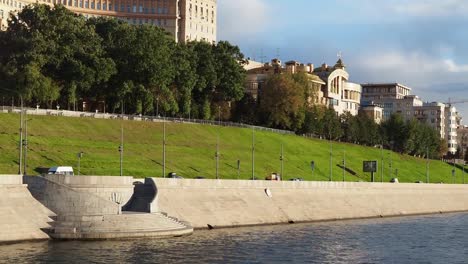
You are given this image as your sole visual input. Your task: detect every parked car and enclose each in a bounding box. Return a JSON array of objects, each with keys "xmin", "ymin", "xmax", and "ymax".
[
  {"xmin": 167, "ymin": 172, "xmax": 183, "ymax": 179},
  {"xmin": 265, "ymin": 173, "xmax": 281, "ymax": 181},
  {"xmin": 390, "ymin": 178, "xmax": 399, "ymax": 183},
  {"xmin": 290, "ymin": 178, "xmax": 304, "ymax": 181},
  {"xmin": 48, "ymin": 166, "xmax": 74, "ymax": 176}
]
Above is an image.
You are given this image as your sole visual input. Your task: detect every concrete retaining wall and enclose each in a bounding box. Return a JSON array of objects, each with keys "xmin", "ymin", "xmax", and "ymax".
[
  {"xmin": 43, "ymin": 175, "xmax": 136, "ymax": 206},
  {"xmin": 0, "ymin": 175, "xmax": 55, "ymax": 243},
  {"xmin": 153, "ymin": 178, "xmax": 468, "ymax": 229},
  {"xmin": 24, "ymin": 176, "xmax": 121, "ymax": 220}
]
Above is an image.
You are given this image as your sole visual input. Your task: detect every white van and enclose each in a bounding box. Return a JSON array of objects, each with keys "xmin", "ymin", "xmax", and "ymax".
[{"xmin": 48, "ymin": 166, "xmax": 74, "ymax": 176}]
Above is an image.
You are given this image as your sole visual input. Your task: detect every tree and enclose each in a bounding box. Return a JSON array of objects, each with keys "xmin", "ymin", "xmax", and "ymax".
[
  {"xmin": 322, "ymin": 108, "xmax": 343, "ymax": 140},
  {"xmin": 213, "ymin": 41, "xmax": 247, "ymax": 102},
  {"xmin": 258, "ymin": 74, "xmax": 306, "ymax": 131},
  {"xmin": 0, "ymin": 4, "xmax": 116, "ymax": 108},
  {"xmin": 382, "ymin": 113, "xmax": 407, "ymax": 152}
]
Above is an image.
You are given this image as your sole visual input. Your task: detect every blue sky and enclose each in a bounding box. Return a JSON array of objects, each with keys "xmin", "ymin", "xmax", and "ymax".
[{"xmin": 218, "ymin": 0, "xmax": 468, "ymax": 122}]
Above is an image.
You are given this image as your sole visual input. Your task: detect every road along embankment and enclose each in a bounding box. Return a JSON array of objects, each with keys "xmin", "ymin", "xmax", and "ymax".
[
  {"xmin": 153, "ymin": 178, "xmax": 468, "ymax": 229},
  {"xmin": 0, "ymin": 175, "xmax": 55, "ymax": 244}
]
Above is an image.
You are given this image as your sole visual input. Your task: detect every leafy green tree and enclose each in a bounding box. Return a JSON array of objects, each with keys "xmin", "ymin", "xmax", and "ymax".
[
  {"xmin": 258, "ymin": 74, "xmax": 306, "ymax": 130},
  {"xmin": 382, "ymin": 113, "xmax": 407, "ymax": 152},
  {"xmin": 322, "ymin": 108, "xmax": 343, "ymax": 140},
  {"xmin": 301, "ymin": 105, "xmax": 326, "ymax": 136},
  {"xmin": 213, "ymin": 41, "xmax": 247, "ymax": 102}
]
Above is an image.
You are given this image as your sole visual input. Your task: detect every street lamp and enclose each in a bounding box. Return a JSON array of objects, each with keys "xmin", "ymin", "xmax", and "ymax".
[
  {"xmin": 156, "ymin": 98, "xmax": 159, "ymax": 117},
  {"xmin": 77, "ymin": 152, "xmax": 84, "ymax": 176},
  {"xmin": 426, "ymin": 147, "xmax": 430, "ymax": 184},
  {"xmin": 251, "ymin": 126, "xmax": 255, "ymax": 180},
  {"xmin": 23, "ymin": 118, "xmax": 31, "ymax": 175},
  {"xmin": 310, "ymin": 161, "xmax": 315, "ymax": 180},
  {"xmin": 280, "ymin": 143, "xmax": 284, "ymax": 180},
  {"xmin": 119, "ymin": 125, "xmax": 124, "ymax": 176},
  {"xmin": 215, "ymin": 134, "xmax": 220, "ymax": 179},
  {"xmin": 329, "ymin": 133, "xmax": 333, "ymax": 182},
  {"xmin": 0, "ymin": 88, "xmax": 24, "ymax": 175},
  {"xmin": 342, "ymin": 150, "xmax": 346, "ymax": 182}
]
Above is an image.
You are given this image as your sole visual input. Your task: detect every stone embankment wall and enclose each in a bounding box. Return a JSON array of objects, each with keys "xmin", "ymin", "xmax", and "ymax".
[
  {"xmin": 24, "ymin": 176, "xmax": 122, "ymax": 219},
  {"xmin": 153, "ymin": 178, "xmax": 468, "ymax": 229},
  {"xmin": 0, "ymin": 175, "xmax": 55, "ymax": 243}
]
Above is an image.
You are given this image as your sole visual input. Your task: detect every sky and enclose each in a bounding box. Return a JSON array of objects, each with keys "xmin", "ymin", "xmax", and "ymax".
[{"xmin": 218, "ymin": 0, "xmax": 468, "ymax": 122}]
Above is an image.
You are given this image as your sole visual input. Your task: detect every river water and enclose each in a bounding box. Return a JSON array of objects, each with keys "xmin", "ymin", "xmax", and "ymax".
[{"xmin": 1, "ymin": 213, "xmax": 467, "ymax": 264}]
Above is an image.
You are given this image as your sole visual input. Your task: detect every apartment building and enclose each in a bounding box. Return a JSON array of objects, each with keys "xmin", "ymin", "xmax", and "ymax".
[
  {"xmin": 245, "ymin": 58, "xmax": 362, "ymax": 116},
  {"xmin": 0, "ymin": 0, "xmax": 217, "ymax": 43},
  {"xmin": 361, "ymin": 83, "xmax": 459, "ymax": 154}
]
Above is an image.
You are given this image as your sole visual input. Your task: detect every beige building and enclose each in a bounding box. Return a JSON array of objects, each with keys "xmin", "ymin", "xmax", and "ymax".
[
  {"xmin": 1, "ymin": 0, "xmax": 217, "ymax": 43},
  {"xmin": 245, "ymin": 58, "xmax": 362, "ymax": 116},
  {"xmin": 361, "ymin": 82, "xmax": 460, "ymax": 154},
  {"xmin": 457, "ymin": 125, "xmax": 468, "ymax": 159},
  {"xmin": 360, "ymin": 104, "xmax": 383, "ymax": 124}
]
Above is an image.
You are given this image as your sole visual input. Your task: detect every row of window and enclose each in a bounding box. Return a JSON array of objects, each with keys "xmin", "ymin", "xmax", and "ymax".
[
  {"xmin": 1, "ymin": 0, "xmax": 24, "ymax": 9},
  {"xmin": 44, "ymin": 0, "xmax": 171, "ymax": 14}
]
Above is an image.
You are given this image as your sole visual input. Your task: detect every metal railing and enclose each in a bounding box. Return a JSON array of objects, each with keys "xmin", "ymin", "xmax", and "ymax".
[{"xmin": 0, "ymin": 105, "xmax": 296, "ymax": 136}]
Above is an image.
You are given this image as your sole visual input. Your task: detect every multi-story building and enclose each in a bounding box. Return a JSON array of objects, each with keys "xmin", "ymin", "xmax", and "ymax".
[
  {"xmin": 446, "ymin": 105, "xmax": 458, "ymax": 154},
  {"xmin": 362, "ymin": 83, "xmax": 411, "ymax": 101},
  {"xmin": 414, "ymin": 102, "xmax": 446, "ymax": 139},
  {"xmin": 457, "ymin": 125, "xmax": 468, "ymax": 160},
  {"xmin": 360, "ymin": 103, "xmax": 383, "ymax": 124},
  {"xmin": 245, "ymin": 58, "xmax": 362, "ymax": 116},
  {"xmin": 0, "ymin": 0, "xmax": 217, "ymax": 43},
  {"xmin": 361, "ymin": 82, "xmax": 460, "ymax": 154}
]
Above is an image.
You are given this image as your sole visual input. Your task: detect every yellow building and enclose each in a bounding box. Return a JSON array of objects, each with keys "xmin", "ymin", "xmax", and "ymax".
[{"xmin": 0, "ymin": 0, "xmax": 217, "ymax": 43}]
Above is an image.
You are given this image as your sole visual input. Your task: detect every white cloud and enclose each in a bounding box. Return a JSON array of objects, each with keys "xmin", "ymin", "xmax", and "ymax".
[
  {"xmin": 443, "ymin": 59, "xmax": 468, "ymax": 73},
  {"xmin": 392, "ymin": 0, "xmax": 468, "ymax": 17},
  {"xmin": 217, "ymin": 0, "xmax": 271, "ymax": 40}
]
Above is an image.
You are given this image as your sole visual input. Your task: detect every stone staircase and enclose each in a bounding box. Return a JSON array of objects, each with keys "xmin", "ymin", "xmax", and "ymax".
[
  {"xmin": 51, "ymin": 212, "xmax": 193, "ymax": 239},
  {"xmin": 25, "ymin": 175, "xmax": 193, "ymax": 240}
]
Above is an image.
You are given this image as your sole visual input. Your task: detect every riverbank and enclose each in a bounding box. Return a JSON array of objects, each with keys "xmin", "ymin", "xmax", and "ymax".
[{"xmin": 154, "ymin": 178, "xmax": 468, "ymax": 229}]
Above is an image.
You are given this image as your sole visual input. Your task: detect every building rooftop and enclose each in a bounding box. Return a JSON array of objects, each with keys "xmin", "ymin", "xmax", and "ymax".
[{"xmin": 361, "ymin": 83, "xmax": 412, "ymax": 91}]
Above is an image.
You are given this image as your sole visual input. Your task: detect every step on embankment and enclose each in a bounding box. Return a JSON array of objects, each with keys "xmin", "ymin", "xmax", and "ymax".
[
  {"xmin": 0, "ymin": 175, "xmax": 56, "ymax": 244},
  {"xmin": 24, "ymin": 175, "xmax": 193, "ymax": 240}
]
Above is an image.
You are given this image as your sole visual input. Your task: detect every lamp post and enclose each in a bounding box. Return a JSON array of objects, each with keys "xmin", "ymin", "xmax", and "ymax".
[
  {"xmin": 342, "ymin": 150, "xmax": 346, "ymax": 182},
  {"xmin": 426, "ymin": 147, "xmax": 430, "ymax": 184},
  {"xmin": 280, "ymin": 143, "xmax": 284, "ymax": 180},
  {"xmin": 18, "ymin": 96, "xmax": 23, "ymax": 175},
  {"xmin": 163, "ymin": 117, "xmax": 166, "ymax": 178},
  {"xmin": 0, "ymin": 89, "xmax": 24, "ymax": 175},
  {"xmin": 310, "ymin": 161, "xmax": 315, "ymax": 180},
  {"xmin": 215, "ymin": 134, "xmax": 220, "ymax": 179},
  {"xmin": 119, "ymin": 125, "xmax": 124, "ymax": 176},
  {"xmin": 329, "ymin": 133, "xmax": 333, "ymax": 182},
  {"xmin": 23, "ymin": 118, "xmax": 30, "ymax": 175},
  {"xmin": 252, "ymin": 126, "xmax": 255, "ymax": 180},
  {"xmin": 77, "ymin": 152, "xmax": 84, "ymax": 176},
  {"xmin": 380, "ymin": 144, "xmax": 384, "ymax": 183},
  {"xmin": 156, "ymin": 98, "xmax": 159, "ymax": 117}
]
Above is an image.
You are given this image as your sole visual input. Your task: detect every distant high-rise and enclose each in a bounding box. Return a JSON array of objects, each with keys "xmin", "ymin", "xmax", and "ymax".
[{"xmin": 0, "ymin": 0, "xmax": 217, "ymax": 43}]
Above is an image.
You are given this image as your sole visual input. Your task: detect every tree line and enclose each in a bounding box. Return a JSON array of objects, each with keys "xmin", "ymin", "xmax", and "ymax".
[
  {"xmin": 233, "ymin": 73, "xmax": 448, "ymax": 159},
  {"xmin": 0, "ymin": 4, "xmax": 246, "ymax": 120},
  {"xmin": 0, "ymin": 4, "xmax": 449, "ymax": 159}
]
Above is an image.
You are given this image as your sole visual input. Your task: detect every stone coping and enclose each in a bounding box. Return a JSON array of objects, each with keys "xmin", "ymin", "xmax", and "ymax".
[{"xmin": 0, "ymin": 175, "xmax": 23, "ymax": 185}]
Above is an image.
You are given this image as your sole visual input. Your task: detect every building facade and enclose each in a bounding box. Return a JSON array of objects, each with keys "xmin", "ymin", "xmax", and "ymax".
[
  {"xmin": 361, "ymin": 83, "xmax": 460, "ymax": 154},
  {"xmin": 245, "ymin": 58, "xmax": 362, "ymax": 116},
  {"xmin": 0, "ymin": 0, "xmax": 217, "ymax": 43}
]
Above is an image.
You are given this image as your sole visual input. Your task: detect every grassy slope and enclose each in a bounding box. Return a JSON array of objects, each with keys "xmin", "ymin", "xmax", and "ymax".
[{"xmin": 0, "ymin": 113, "xmax": 465, "ymax": 183}]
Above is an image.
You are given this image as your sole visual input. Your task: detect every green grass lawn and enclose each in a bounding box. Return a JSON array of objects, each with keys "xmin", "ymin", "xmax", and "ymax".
[{"xmin": 0, "ymin": 112, "xmax": 466, "ymax": 183}]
